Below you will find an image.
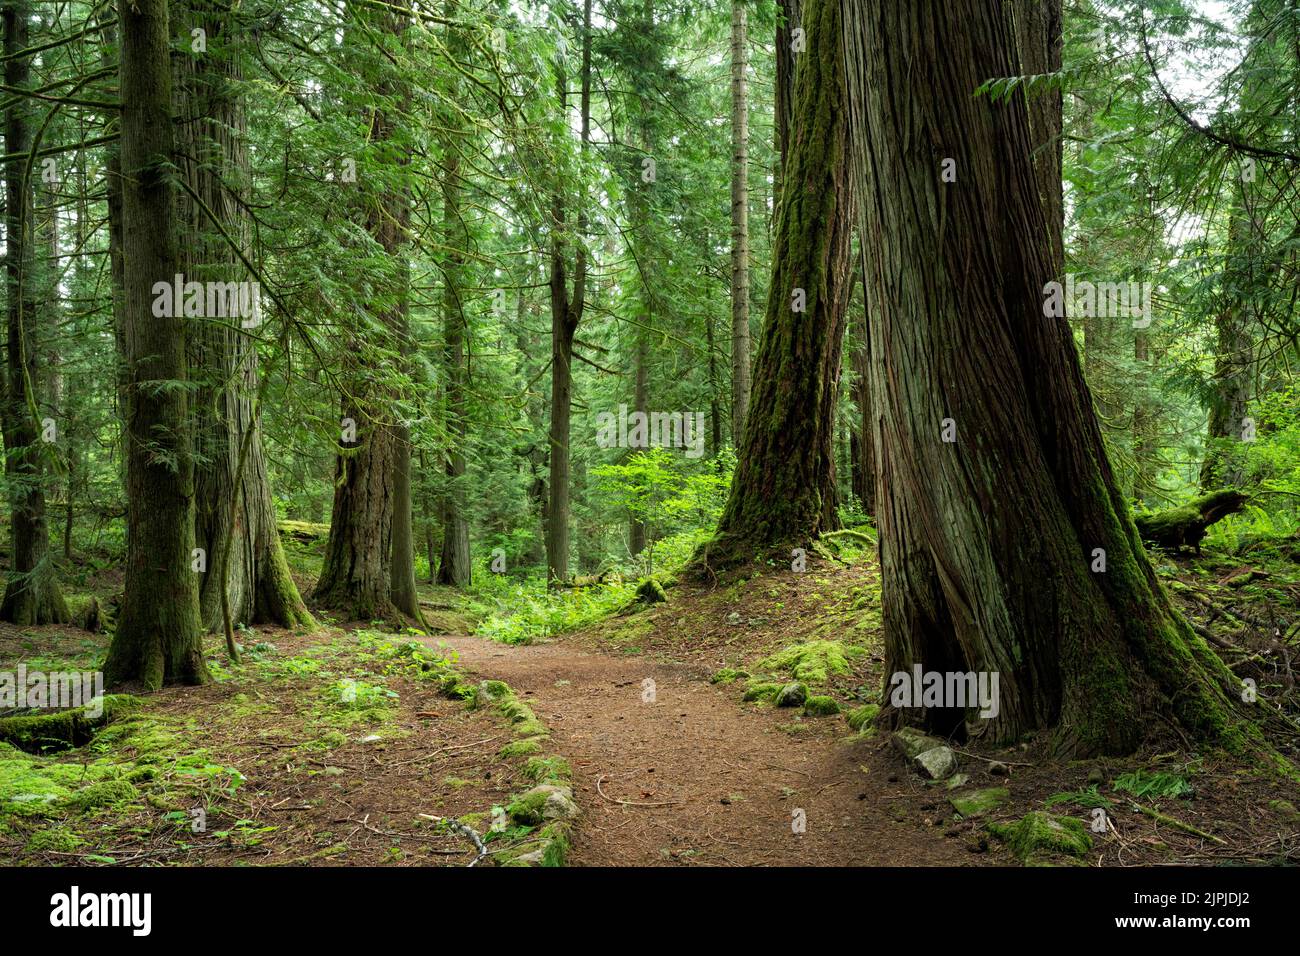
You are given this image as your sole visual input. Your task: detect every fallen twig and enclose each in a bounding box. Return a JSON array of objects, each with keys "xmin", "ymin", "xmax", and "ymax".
[{"xmin": 418, "ymin": 813, "xmax": 489, "ymax": 865}]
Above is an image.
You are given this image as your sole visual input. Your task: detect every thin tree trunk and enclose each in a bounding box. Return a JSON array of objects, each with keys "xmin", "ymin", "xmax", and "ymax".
[
  {"xmin": 1200, "ymin": 183, "xmax": 1256, "ymax": 489},
  {"xmin": 544, "ymin": 0, "xmax": 592, "ymax": 586},
  {"xmin": 436, "ymin": 8, "xmax": 471, "ymax": 587},
  {"xmin": 104, "ymin": 0, "xmax": 207, "ymax": 687},
  {"xmin": 729, "ymin": 0, "xmax": 751, "ymax": 444}
]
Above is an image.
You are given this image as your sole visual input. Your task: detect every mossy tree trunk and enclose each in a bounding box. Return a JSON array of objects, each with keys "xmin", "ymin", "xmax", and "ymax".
[
  {"xmin": 843, "ymin": 0, "xmax": 1244, "ymax": 755},
  {"xmin": 1, "ymin": 0, "xmax": 71, "ymax": 626},
  {"xmin": 696, "ymin": 0, "xmax": 853, "ymax": 570},
  {"xmin": 175, "ymin": 0, "xmax": 311, "ymax": 633},
  {"xmin": 104, "ymin": 0, "xmax": 207, "ymax": 687}
]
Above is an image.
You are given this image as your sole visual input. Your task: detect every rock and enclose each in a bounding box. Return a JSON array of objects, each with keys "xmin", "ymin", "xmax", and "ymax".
[
  {"xmin": 542, "ymin": 789, "xmax": 580, "ymax": 821},
  {"xmin": 891, "ymin": 726, "xmax": 946, "ymax": 761},
  {"xmin": 507, "ymin": 784, "xmax": 579, "ymax": 825},
  {"xmin": 988, "ymin": 760, "xmax": 1009, "ymax": 776},
  {"xmin": 322, "ymin": 766, "xmax": 345, "ymax": 777},
  {"xmin": 913, "ymin": 746, "xmax": 958, "ymax": 781},
  {"xmin": 943, "ymin": 773, "xmax": 970, "ymax": 790},
  {"xmin": 742, "ymin": 682, "xmax": 782, "ymax": 702},
  {"xmin": 726, "ymin": 611, "xmax": 742, "ymax": 626},
  {"xmin": 775, "ymin": 682, "xmax": 808, "ymax": 707},
  {"xmin": 803, "ymin": 695, "xmax": 840, "ymax": 717},
  {"xmin": 359, "ymin": 734, "xmax": 382, "ymax": 744},
  {"xmin": 987, "ymin": 811, "xmax": 1093, "ymax": 862},
  {"xmin": 846, "ymin": 704, "xmax": 880, "ymax": 732},
  {"xmin": 949, "ymin": 787, "xmax": 1010, "ymax": 818}
]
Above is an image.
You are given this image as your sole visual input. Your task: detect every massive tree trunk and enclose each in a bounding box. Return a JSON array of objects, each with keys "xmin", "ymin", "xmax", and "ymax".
[
  {"xmin": 1, "ymin": 0, "xmax": 70, "ymax": 625},
  {"xmin": 544, "ymin": 0, "xmax": 592, "ymax": 585},
  {"xmin": 843, "ymin": 0, "xmax": 1243, "ymax": 755},
  {"xmin": 729, "ymin": 0, "xmax": 751, "ymax": 444},
  {"xmin": 696, "ymin": 0, "xmax": 852, "ymax": 569},
  {"xmin": 175, "ymin": 0, "xmax": 311, "ymax": 632},
  {"xmin": 104, "ymin": 0, "xmax": 207, "ymax": 687}
]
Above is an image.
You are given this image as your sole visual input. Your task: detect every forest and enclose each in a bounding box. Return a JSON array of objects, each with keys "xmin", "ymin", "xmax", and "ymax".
[{"xmin": 0, "ymin": 0, "xmax": 1298, "ymax": 883}]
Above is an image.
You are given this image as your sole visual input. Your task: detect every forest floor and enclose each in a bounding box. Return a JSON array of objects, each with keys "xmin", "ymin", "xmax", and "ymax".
[{"xmin": 2, "ymin": 534, "xmax": 1299, "ymax": 867}]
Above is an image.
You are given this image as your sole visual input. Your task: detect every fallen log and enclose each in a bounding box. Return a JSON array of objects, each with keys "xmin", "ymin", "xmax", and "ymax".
[{"xmin": 1134, "ymin": 489, "xmax": 1249, "ymax": 555}]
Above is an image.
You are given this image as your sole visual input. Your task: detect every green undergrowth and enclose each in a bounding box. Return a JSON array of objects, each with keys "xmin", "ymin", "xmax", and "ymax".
[{"xmin": 469, "ymin": 575, "xmax": 638, "ymax": 645}]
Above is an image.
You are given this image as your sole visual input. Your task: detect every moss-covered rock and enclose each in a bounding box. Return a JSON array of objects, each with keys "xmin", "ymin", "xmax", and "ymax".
[
  {"xmin": 949, "ymin": 787, "xmax": 1010, "ymax": 818},
  {"xmin": 1268, "ymin": 799, "xmax": 1300, "ymax": 823},
  {"xmin": 742, "ymin": 681, "xmax": 782, "ymax": 702},
  {"xmin": 507, "ymin": 784, "xmax": 579, "ymax": 825},
  {"xmin": 775, "ymin": 682, "xmax": 808, "ymax": 707},
  {"xmin": 758, "ymin": 640, "xmax": 866, "ymax": 684},
  {"xmin": 846, "ymin": 703, "xmax": 880, "ymax": 732},
  {"xmin": 988, "ymin": 811, "xmax": 1092, "ymax": 862},
  {"xmin": 499, "ymin": 737, "xmax": 545, "ymax": 758},
  {"xmin": 891, "ymin": 726, "xmax": 946, "ymax": 760},
  {"xmin": 803, "ymin": 695, "xmax": 840, "ymax": 716}
]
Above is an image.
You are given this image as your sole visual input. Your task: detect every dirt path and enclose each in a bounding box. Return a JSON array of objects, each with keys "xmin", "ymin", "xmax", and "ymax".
[{"xmin": 426, "ymin": 633, "xmax": 983, "ymax": 866}]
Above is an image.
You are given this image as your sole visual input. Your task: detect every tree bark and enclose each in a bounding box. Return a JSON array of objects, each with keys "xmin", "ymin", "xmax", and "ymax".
[
  {"xmin": 174, "ymin": 0, "xmax": 311, "ymax": 632},
  {"xmin": 729, "ymin": 0, "xmax": 751, "ymax": 445},
  {"xmin": 103, "ymin": 0, "xmax": 207, "ymax": 687},
  {"xmin": 544, "ymin": 0, "xmax": 592, "ymax": 586},
  {"xmin": 0, "ymin": 0, "xmax": 71, "ymax": 625},
  {"xmin": 1200, "ymin": 183, "xmax": 1256, "ymax": 489},
  {"xmin": 436, "ymin": 8, "xmax": 471, "ymax": 587},
  {"xmin": 843, "ymin": 0, "xmax": 1243, "ymax": 755},
  {"xmin": 696, "ymin": 0, "xmax": 853, "ymax": 569},
  {"xmin": 314, "ymin": 7, "xmax": 407, "ymax": 620}
]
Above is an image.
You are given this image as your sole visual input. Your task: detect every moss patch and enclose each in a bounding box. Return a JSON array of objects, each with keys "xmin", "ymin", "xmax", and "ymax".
[
  {"xmin": 803, "ymin": 695, "xmax": 840, "ymax": 716},
  {"xmin": 988, "ymin": 811, "xmax": 1092, "ymax": 863},
  {"xmin": 758, "ymin": 640, "xmax": 866, "ymax": 684}
]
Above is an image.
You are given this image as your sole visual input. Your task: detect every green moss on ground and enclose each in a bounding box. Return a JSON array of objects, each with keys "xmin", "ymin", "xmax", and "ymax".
[
  {"xmin": 846, "ymin": 703, "xmax": 879, "ymax": 732},
  {"xmin": 742, "ymin": 681, "xmax": 782, "ymax": 702},
  {"xmin": 0, "ymin": 695, "xmax": 141, "ymax": 753},
  {"xmin": 803, "ymin": 695, "xmax": 839, "ymax": 716},
  {"xmin": 988, "ymin": 811, "xmax": 1092, "ymax": 863},
  {"xmin": 758, "ymin": 640, "xmax": 866, "ymax": 684}
]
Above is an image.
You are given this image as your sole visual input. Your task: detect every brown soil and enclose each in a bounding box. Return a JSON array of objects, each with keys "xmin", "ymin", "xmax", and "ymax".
[{"xmin": 429, "ymin": 632, "xmax": 990, "ymax": 866}]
